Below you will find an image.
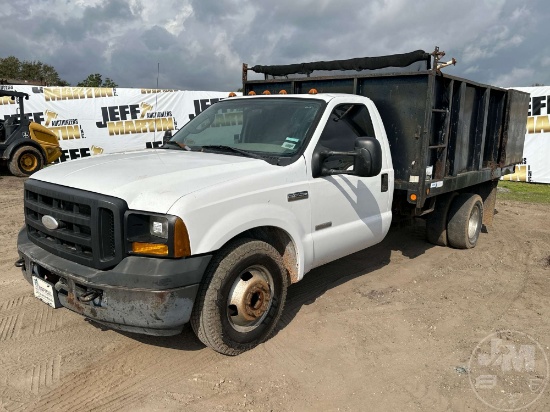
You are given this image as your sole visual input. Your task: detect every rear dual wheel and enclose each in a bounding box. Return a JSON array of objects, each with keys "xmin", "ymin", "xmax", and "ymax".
[
  {"xmin": 191, "ymin": 239, "xmax": 288, "ymax": 355},
  {"xmin": 427, "ymin": 193, "xmax": 484, "ymax": 249},
  {"xmin": 426, "ymin": 193, "xmax": 457, "ymax": 246},
  {"xmin": 447, "ymin": 193, "xmax": 483, "ymax": 249}
]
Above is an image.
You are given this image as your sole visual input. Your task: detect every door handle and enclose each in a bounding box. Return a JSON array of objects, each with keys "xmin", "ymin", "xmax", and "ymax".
[{"xmin": 381, "ymin": 173, "xmax": 388, "ymax": 192}]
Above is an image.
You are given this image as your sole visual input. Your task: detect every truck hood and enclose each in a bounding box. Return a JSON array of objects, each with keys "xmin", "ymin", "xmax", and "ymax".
[{"xmin": 31, "ymin": 149, "xmax": 274, "ymax": 212}]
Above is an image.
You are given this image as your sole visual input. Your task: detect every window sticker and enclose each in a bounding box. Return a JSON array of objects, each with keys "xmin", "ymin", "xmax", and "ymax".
[
  {"xmin": 282, "ymin": 142, "xmax": 296, "ymax": 149},
  {"xmin": 285, "ymin": 137, "xmax": 299, "ymax": 143}
]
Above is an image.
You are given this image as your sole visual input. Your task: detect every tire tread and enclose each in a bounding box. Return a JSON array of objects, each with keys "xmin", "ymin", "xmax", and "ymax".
[{"xmin": 426, "ymin": 192, "xmax": 457, "ymax": 246}]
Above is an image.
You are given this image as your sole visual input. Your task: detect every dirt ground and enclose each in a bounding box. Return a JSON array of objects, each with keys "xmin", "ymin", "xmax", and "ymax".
[{"xmin": 0, "ymin": 173, "xmax": 549, "ymax": 412}]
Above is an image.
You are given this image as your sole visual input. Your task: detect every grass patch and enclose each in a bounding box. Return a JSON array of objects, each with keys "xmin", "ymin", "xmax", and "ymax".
[{"xmin": 498, "ymin": 180, "xmax": 550, "ymax": 204}]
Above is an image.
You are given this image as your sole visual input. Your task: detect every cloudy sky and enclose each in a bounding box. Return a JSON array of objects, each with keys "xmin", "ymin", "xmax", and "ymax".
[{"xmin": 1, "ymin": 0, "xmax": 549, "ymax": 91}]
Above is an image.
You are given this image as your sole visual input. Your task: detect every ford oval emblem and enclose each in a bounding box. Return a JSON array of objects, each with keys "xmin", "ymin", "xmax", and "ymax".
[{"xmin": 42, "ymin": 215, "xmax": 59, "ymax": 230}]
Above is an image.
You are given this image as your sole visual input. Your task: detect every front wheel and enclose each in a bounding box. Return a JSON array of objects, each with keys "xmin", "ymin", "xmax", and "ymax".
[{"xmin": 191, "ymin": 239, "xmax": 289, "ymax": 355}]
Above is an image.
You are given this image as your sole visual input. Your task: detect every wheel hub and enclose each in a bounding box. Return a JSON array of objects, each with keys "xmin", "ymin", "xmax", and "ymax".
[
  {"xmin": 227, "ymin": 266, "xmax": 273, "ymax": 331},
  {"xmin": 468, "ymin": 206, "xmax": 481, "ymax": 239},
  {"xmin": 20, "ymin": 154, "xmax": 38, "ymax": 171}
]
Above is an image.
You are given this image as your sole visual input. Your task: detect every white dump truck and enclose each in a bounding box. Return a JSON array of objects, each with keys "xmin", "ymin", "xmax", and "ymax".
[{"xmin": 16, "ymin": 49, "xmax": 528, "ymax": 355}]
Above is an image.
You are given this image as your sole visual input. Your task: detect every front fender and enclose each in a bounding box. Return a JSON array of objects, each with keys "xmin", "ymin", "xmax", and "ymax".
[{"xmin": 181, "ymin": 202, "xmax": 311, "ymax": 281}]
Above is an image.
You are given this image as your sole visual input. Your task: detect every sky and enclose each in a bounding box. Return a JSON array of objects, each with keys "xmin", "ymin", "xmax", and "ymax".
[{"xmin": 0, "ymin": 0, "xmax": 549, "ymax": 91}]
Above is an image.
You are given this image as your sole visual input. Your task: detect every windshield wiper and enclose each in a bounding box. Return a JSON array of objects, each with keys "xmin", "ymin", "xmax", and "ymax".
[
  {"xmin": 162, "ymin": 141, "xmax": 192, "ymax": 151},
  {"xmin": 200, "ymin": 145, "xmax": 266, "ymax": 161}
]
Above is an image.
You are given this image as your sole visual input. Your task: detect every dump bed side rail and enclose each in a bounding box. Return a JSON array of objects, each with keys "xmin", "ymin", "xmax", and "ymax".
[{"xmin": 243, "ymin": 52, "xmax": 529, "ymax": 210}]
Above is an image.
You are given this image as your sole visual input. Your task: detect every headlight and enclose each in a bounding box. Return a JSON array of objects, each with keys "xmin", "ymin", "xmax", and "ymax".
[
  {"xmin": 150, "ymin": 216, "xmax": 169, "ymax": 239},
  {"xmin": 125, "ymin": 212, "xmax": 191, "ymax": 258}
]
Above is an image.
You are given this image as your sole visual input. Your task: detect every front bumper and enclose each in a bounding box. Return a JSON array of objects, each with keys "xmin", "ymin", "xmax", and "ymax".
[{"xmin": 17, "ymin": 229, "xmax": 212, "ymax": 336}]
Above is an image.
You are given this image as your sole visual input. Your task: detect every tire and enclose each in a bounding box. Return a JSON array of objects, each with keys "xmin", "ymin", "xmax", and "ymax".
[
  {"xmin": 426, "ymin": 192, "xmax": 457, "ymax": 246},
  {"xmin": 447, "ymin": 193, "xmax": 484, "ymax": 249},
  {"xmin": 191, "ymin": 238, "xmax": 289, "ymax": 355},
  {"xmin": 8, "ymin": 146, "xmax": 43, "ymax": 177}
]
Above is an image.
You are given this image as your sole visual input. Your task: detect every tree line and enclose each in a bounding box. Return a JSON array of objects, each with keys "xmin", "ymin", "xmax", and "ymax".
[{"xmin": 0, "ymin": 56, "xmax": 118, "ymax": 87}]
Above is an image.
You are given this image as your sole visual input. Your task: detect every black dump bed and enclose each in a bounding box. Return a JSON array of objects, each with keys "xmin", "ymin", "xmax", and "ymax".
[{"xmin": 243, "ymin": 50, "xmax": 529, "ymax": 209}]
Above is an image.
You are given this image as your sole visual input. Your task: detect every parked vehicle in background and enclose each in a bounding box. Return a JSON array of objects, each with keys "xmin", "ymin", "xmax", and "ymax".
[
  {"xmin": 16, "ymin": 48, "xmax": 528, "ymax": 355},
  {"xmin": 0, "ymin": 90, "xmax": 61, "ymax": 176}
]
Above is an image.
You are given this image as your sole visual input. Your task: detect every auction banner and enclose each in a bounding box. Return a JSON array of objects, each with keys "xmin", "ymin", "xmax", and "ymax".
[
  {"xmin": 0, "ymin": 85, "xmax": 232, "ymax": 162},
  {"xmin": 503, "ymin": 86, "xmax": 550, "ymax": 184}
]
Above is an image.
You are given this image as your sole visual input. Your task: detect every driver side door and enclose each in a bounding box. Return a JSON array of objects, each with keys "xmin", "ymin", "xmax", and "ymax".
[{"xmin": 308, "ymin": 103, "xmax": 391, "ymax": 268}]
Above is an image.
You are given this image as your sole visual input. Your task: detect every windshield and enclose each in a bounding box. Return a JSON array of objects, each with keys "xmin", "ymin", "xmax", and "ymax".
[{"xmin": 169, "ymin": 98, "xmax": 323, "ymax": 157}]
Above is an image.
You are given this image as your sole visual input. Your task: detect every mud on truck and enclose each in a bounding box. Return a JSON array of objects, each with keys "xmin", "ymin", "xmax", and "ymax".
[{"xmin": 16, "ymin": 48, "xmax": 529, "ymax": 355}]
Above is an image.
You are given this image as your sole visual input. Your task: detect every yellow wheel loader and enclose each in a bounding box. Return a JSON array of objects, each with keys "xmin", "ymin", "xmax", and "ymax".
[{"xmin": 0, "ymin": 90, "xmax": 61, "ymax": 176}]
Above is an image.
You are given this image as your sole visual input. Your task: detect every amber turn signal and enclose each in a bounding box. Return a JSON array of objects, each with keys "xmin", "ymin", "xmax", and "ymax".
[
  {"xmin": 132, "ymin": 242, "xmax": 169, "ymax": 256},
  {"xmin": 174, "ymin": 217, "xmax": 191, "ymax": 257}
]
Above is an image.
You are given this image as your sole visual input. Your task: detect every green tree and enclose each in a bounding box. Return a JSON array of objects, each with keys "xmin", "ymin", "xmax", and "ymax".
[
  {"xmin": 0, "ymin": 56, "xmax": 21, "ymax": 79},
  {"xmin": 0, "ymin": 56, "xmax": 69, "ymax": 85},
  {"xmin": 40, "ymin": 64, "xmax": 68, "ymax": 86},
  {"xmin": 20, "ymin": 60, "xmax": 43, "ymax": 81},
  {"xmin": 77, "ymin": 73, "xmax": 118, "ymax": 88}
]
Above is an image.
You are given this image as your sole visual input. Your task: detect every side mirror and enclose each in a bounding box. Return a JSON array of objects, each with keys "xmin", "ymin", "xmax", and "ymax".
[
  {"xmin": 353, "ymin": 137, "xmax": 382, "ymax": 177},
  {"xmin": 312, "ymin": 136, "xmax": 382, "ymax": 178}
]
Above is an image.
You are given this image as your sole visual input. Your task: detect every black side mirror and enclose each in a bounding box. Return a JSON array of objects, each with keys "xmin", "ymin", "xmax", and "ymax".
[
  {"xmin": 353, "ymin": 137, "xmax": 382, "ymax": 177},
  {"xmin": 312, "ymin": 136, "xmax": 382, "ymax": 178}
]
